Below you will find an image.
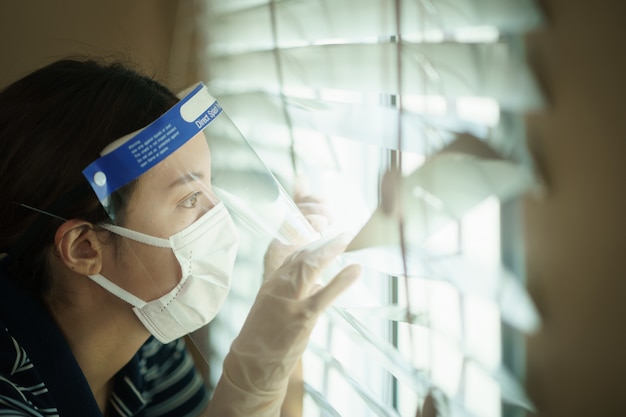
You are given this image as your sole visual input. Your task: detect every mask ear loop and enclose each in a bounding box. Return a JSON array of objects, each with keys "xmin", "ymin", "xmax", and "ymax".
[{"xmin": 98, "ymin": 223, "xmax": 171, "ymax": 248}]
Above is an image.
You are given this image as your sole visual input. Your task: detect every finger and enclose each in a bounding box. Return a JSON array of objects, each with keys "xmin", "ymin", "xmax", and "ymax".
[
  {"xmin": 263, "ymin": 240, "xmax": 298, "ymax": 281},
  {"xmin": 276, "ymin": 233, "xmax": 351, "ymax": 297},
  {"xmin": 308, "ymin": 264, "xmax": 361, "ymax": 312},
  {"xmin": 297, "ymin": 201, "xmax": 333, "ymax": 233},
  {"xmin": 298, "ymin": 232, "xmax": 352, "ymax": 274},
  {"xmin": 306, "ymin": 282, "xmax": 324, "ymax": 297},
  {"xmin": 295, "ymin": 194, "xmax": 328, "ymax": 204},
  {"xmin": 305, "ymin": 214, "xmax": 329, "ymax": 233},
  {"xmin": 297, "ymin": 201, "xmax": 333, "ymax": 219}
]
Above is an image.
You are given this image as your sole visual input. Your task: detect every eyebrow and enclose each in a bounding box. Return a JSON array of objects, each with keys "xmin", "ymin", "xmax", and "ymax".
[{"xmin": 168, "ymin": 172, "xmax": 205, "ymax": 188}]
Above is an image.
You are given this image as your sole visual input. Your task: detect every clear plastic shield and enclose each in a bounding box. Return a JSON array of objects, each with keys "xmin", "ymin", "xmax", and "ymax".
[{"xmin": 80, "ymin": 82, "xmax": 317, "ymax": 347}]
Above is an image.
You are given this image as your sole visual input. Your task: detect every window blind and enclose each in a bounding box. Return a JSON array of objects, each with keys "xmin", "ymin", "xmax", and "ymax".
[{"xmin": 193, "ymin": 1, "xmax": 545, "ymax": 416}]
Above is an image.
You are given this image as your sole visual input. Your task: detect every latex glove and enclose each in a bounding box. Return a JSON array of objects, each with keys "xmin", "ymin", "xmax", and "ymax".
[
  {"xmin": 207, "ymin": 234, "xmax": 361, "ymax": 417},
  {"xmin": 263, "ymin": 183, "xmax": 333, "ymax": 280}
]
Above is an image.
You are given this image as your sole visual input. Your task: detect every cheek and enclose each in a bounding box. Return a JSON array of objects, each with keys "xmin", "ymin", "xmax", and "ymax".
[{"xmin": 120, "ymin": 243, "xmax": 182, "ymax": 301}]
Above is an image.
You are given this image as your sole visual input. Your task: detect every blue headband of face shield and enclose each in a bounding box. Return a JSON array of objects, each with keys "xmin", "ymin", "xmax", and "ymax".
[{"xmin": 82, "ymin": 83, "xmax": 219, "ymax": 212}]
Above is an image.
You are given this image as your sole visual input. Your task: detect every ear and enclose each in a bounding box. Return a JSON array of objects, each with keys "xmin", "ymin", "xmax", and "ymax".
[{"xmin": 54, "ymin": 220, "xmax": 105, "ymax": 276}]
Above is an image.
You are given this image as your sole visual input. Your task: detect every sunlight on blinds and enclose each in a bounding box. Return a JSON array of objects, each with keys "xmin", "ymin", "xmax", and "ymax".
[{"xmin": 197, "ymin": 1, "xmax": 545, "ymax": 416}]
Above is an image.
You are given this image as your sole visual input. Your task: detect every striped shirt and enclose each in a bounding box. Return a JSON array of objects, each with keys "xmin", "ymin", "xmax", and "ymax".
[{"xmin": 0, "ymin": 261, "xmax": 209, "ymax": 417}]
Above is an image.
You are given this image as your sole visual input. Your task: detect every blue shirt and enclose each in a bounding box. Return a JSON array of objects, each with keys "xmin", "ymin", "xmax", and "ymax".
[{"xmin": 0, "ymin": 260, "xmax": 209, "ymax": 417}]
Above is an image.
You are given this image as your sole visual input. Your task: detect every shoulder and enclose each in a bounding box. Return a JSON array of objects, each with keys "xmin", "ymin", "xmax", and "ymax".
[{"xmin": 0, "ymin": 324, "xmax": 55, "ymax": 417}]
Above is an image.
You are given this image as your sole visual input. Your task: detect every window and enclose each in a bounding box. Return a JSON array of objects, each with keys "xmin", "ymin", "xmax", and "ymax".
[{"xmin": 192, "ymin": 1, "xmax": 544, "ymax": 415}]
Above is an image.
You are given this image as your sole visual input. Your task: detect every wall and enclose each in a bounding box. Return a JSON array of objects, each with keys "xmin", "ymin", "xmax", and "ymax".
[
  {"xmin": 0, "ymin": 0, "xmax": 191, "ymax": 90},
  {"xmin": 524, "ymin": 1, "xmax": 626, "ymax": 416}
]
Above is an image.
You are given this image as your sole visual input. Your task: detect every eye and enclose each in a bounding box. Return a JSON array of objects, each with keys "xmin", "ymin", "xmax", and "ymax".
[{"xmin": 179, "ymin": 192, "xmax": 201, "ymax": 209}]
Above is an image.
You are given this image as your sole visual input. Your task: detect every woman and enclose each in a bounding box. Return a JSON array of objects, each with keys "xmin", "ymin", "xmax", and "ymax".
[{"xmin": 0, "ymin": 59, "xmax": 359, "ymax": 416}]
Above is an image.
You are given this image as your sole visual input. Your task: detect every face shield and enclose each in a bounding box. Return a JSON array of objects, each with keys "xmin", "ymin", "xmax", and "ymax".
[{"xmin": 81, "ymin": 83, "xmax": 318, "ymax": 344}]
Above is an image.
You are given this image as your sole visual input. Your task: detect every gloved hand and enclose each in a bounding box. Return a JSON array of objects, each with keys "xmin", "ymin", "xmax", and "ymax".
[
  {"xmin": 263, "ymin": 179, "xmax": 333, "ymax": 280},
  {"xmin": 207, "ymin": 234, "xmax": 361, "ymax": 416}
]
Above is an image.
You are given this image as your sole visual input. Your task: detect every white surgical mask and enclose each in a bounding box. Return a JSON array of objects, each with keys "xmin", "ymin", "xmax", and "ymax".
[{"xmin": 88, "ymin": 201, "xmax": 239, "ymax": 343}]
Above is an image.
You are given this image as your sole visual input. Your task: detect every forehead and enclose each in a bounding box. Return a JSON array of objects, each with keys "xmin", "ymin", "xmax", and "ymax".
[{"xmin": 141, "ymin": 133, "xmax": 211, "ymax": 188}]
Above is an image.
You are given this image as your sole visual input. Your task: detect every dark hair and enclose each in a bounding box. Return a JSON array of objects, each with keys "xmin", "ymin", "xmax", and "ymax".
[{"xmin": 0, "ymin": 58, "xmax": 179, "ymax": 298}]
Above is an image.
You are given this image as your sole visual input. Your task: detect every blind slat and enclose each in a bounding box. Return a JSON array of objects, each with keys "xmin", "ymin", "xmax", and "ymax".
[
  {"xmin": 346, "ymin": 136, "xmax": 535, "ymax": 251},
  {"xmin": 344, "ymin": 247, "xmax": 540, "ymax": 333},
  {"xmin": 208, "ymin": 42, "xmax": 543, "ymax": 111},
  {"xmin": 308, "ymin": 343, "xmax": 402, "ymax": 417},
  {"xmin": 329, "ymin": 307, "xmax": 432, "ymax": 397},
  {"xmin": 215, "ymin": 94, "xmax": 536, "ymax": 169},
  {"xmin": 332, "ymin": 307, "xmax": 535, "ymax": 412},
  {"xmin": 206, "ymin": 0, "xmax": 542, "ymax": 53},
  {"xmin": 330, "ymin": 308, "xmax": 480, "ymax": 417},
  {"xmin": 219, "ymin": 93, "xmax": 478, "ymax": 154},
  {"xmin": 303, "ymin": 382, "xmax": 343, "ymax": 417},
  {"xmin": 343, "ymin": 303, "xmax": 533, "ymax": 411}
]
